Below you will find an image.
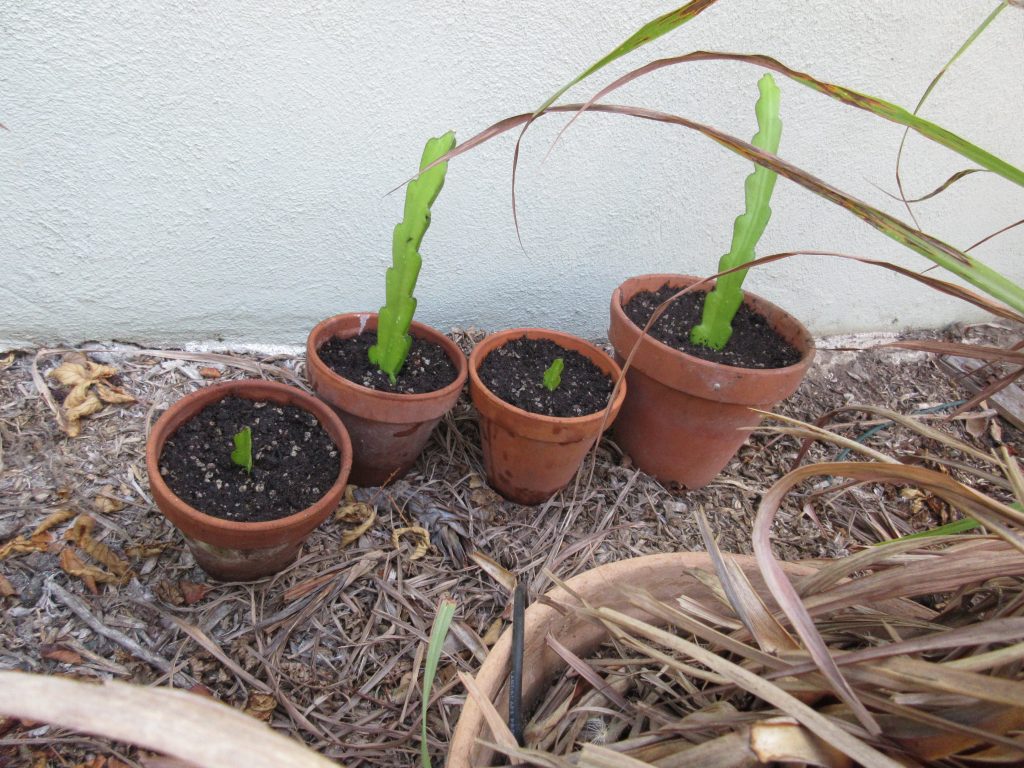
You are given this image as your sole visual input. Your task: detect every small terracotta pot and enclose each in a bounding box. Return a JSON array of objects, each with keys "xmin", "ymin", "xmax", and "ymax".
[
  {"xmin": 146, "ymin": 380, "xmax": 352, "ymax": 581},
  {"xmin": 469, "ymin": 328, "xmax": 626, "ymax": 505},
  {"xmin": 609, "ymin": 274, "xmax": 814, "ymax": 489},
  {"xmin": 448, "ymin": 552, "xmax": 816, "ymax": 766},
  {"xmin": 306, "ymin": 313, "xmax": 468, "ymax": 486}
]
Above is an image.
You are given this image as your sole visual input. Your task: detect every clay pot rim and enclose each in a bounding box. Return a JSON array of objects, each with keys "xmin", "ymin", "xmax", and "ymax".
[
  {"xmin": 448, "ymin": 551, "xmax": 817, "ymax": 766},
  {"xmin": 145, "ymin": 379, "xmax": 352, "ymax": 537},
  {"xmin": 611, "ymin": 273, "xmax": 815, "ymax": 374},
  {"xmin": 306, "ymin": 312, "xmax": 469, "ymax": 404},
  {"xmin": 468, "ymin": 327, "xmax": 626, "ymax": 427}
]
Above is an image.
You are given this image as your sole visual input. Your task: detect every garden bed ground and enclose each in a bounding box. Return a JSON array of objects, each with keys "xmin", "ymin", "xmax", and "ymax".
[{"xmin": 0, "ymin": 321, "xmax": 1019, "ymax": 768}]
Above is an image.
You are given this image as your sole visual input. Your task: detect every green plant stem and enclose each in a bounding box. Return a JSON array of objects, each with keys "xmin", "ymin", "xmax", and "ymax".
[
  {"xmin": 543, "ymin": 357, "xmax": 564, "ymax": 391},
  {"xmin": 691, "ymin": 73, "xmax": 781, "ymax": 349},
  {"xmin": 370, "ymin": 131, "xmax": 456, "ymax": 383}
]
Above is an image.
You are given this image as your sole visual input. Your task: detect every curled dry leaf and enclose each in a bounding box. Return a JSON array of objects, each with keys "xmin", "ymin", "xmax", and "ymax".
[
  {"xmin": 126, "ymin": 543, "xmax": 167, "ymax": 559},
  {"xmin": 0, "ymin": 533, "xmax": 52, "ymax": 560},
  {"xmin": 48, "ymin": 356, "xmax": 135, "ymax": 437},
  {"xmin": 94, "ymin": 485, "xmax": 127, "ymax": 514},
  {"xmin": 180, "ymin": 581, "xmax": 210, "ymax": 606},
  {"xmin": 0, "ymin": 352, "xmax": 14, "ymax": 369},
  {"xmin": 31, "ymin": 507, "xmax": 76, "ymax": 537},
  {"xmin": 392, "ymin": 526, "xmax": 431, "ymax": 561},
  {"xmin": 59, "ymin": 546, "xmax": 121, "ymax": 594},
  {"xmin": 336, "ymin": 501, "xmax": 376, "ymax": 547},
  {"xmin": 0, "ymin": 573, "xmax": 16, "ymax": 597},
  {"xmin": 198, "ymin": 367, "xmax": 222, "ymax": 379},
  {"xmin": 469, "ymin": 550, "xmax": 516, "ymax": 592},
  {"xmin": 243, "ymin": 693, "xmax": 277, "ymax": 722},
  {"xmin": 40, "ymin": 644, "xmax": 84, "ymax": 666}
]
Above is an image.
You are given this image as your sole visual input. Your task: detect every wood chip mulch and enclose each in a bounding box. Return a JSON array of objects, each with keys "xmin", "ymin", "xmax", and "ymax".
[{"xmin": 0, "ymin": 321, "xmax": 1018, "ymax": 767}]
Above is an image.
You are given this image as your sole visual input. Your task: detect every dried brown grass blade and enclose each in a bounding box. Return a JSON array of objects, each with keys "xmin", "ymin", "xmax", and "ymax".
[
  {"xmin": 469, "ymin": 550, "xmax": 516, "ymax": 592},
  {"xmin": 696, "ymin": 509, "xmax": 798, "ymax": 654},
  {"xmin": 0, "ymin": 671, "xmax": 338, "ymax": 768},
  {"xmin": 457, "ymin": 670, "xmax": 522, "ymax": 765},
  {"xmin": 591, "ymin": 607, "xmax": 902, "ymax": 768},
  {"xmin": 544, "ymin": 633, "xmax": 633, "ymax": 713},
  {"xmin": 749, "ymin": 718, "xmax": 853, "ymax": 767}
]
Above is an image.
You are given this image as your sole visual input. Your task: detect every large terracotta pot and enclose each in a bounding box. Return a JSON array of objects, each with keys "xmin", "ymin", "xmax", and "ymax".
[
  {"xmin": 449, "ymin": 552, "xmax": 816, "ymax": 766},
  {"xmin": 147, "ymin": 380, "xmax": 352, "ymax": 581},
  {"xmin": 469, "ymin": 328, "xmax": 627, "ymax": 505},
  {"xmin": 306, "ymin": 313, "xmax": 468, "ymax": 486},
  {"xmin": 609, "ymin": 274, "xmax": 815, "ymax": 489}
]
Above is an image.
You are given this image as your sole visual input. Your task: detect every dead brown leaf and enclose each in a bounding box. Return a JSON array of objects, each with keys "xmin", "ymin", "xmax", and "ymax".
[
  {"xmin": 243, "ymin": 692, "xmax": 277, "ymax": 722},
  {"xmin": 198, "ymin": 366, "xmax": 222, "ymax": 379},
  {"xmin": 0, "ymin": 573, "xmax": 16, "ymax": 597},
  {"xmin": 336, "ymin": 501, "xmax": 376, "ymax": 547},
  {"xmin": 94, "ymin": 485, "xmax": 127, "ymax": 514},
  {"xmin": 40, "ymin": 644, "xmax": 84, "ymax": 665},
  {"xmin": 392, "ymin": 526, "xmax": 430, "ymax": 561},
  {"xmin": 48, "ymin": 355, "xmax": 135, "ymax": 437},
  {"xmin": 180, "ymin": 581, "xmax": 211, "ymax": 606},
  {"xmin": 59, "ymin": 546, "xmax": 120, "ymax": 593},
  {"xmin": 0, "ymin": 533, "xmax": 52, "ymax": 560},
  {"xmin": 126, "ymin": 542, "xmax": 167, "ymax": 559},
  {"xmin": 31, "ymin": 507, "xmax": 76, "ymax": 537}
]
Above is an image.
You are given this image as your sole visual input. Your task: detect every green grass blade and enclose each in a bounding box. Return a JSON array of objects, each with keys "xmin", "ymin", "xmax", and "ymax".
[
  {"xmin": 423, "ymin": 102, "xmax": 1024, "ymax": 317},
  {"xmin": 533, "ymin": 0, "xmax": 722, "ymax": 117},
  {"xmin": 421, "ymin": 597, "xmax": 457, "ymax": 768},
  {"xmin": 895, "ymin": 2, "xmax": 1008, "ymax": 224},
  {"xmin": 558, "ymin": 51, "xmax": 1024, "ymax": 188},
  {"xmin": 876, "ymin": 517, "xmax": 982, "ymax": 545}
]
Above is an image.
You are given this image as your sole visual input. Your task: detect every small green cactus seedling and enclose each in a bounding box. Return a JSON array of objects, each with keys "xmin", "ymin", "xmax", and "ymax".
[
  {"xmin": 543, "ymin": 357, "xmax": 564, "ymax": 392},
  {"xmin": 369, "ymin": 131, "xmax": 457, "ymax": 383},
  {"xmin": 231, "ymin": 426, "xmax": 253, "ymax": 474},
  {"xmin": 690, "ymin": 74, "xmax": 782, "ymax": 350}
]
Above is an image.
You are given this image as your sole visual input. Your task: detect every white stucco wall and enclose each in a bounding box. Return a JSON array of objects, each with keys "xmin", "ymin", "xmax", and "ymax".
[{"xmin": 1, "ymin": 1, "xmax": 1022, "ymax": 348}]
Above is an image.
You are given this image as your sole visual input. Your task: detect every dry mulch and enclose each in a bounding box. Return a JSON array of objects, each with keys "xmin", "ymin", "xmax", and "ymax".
[{"xmin": 0, "ymin": 322, "xmax": 1018, "ymax": 767}]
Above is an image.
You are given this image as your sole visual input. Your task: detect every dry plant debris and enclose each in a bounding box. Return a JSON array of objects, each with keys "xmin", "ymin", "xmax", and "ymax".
[
  {"xmin": 47, "ymin": 353, "xmax": 136, "ymax": 437},
  {"xmin": 0, "ymin": 324, "xmax": 1020, "ymax": 766}
]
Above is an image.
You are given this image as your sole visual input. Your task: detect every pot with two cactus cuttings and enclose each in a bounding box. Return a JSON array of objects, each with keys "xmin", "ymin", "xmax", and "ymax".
[
  {"xmin": 146, "ymin": 380, "xmax": 353, "ymax": 581},
  {"xmin": 470, "ymin": 328, "xmax": 626, "ymax": 505},
  {"xmin": 306, "ymin": 132, "xmax": 468, "ymax": 486},
  {"xmin": 610, "ymin": 75, "xmax": 813, "ymax": 488}
]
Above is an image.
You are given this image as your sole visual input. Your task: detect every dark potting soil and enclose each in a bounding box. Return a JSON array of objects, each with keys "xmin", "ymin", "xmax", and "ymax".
[
  {"xmin": 316, "ymin": 333, "xmax": 458, "ymax": 394},
  {"xmin": 624, "ymin": 285, "xmax": 802, "ymax": 369},
  {"xmin": 478, "ymin": 337, "xmax": 614, "ymax": 418},
  {"xmin": 159, "ymin": 397, "xmax": 340, "ymax": 523}
]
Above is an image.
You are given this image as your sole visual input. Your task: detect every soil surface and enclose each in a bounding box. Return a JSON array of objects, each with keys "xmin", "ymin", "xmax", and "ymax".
[
  {"xmin": 159, "ymin": 397, "xmax": 339, "ymax": 522},
  {"xmin": 478, "ymin": 337, "xmax": 613, "ymax": 417},
  {"xmin": 317, "ymin": 333, "xmax": 458, "ymax": 394},
  {"xmin": 625, "ymin": 285, "xmax": 802, "ymax": 369}
]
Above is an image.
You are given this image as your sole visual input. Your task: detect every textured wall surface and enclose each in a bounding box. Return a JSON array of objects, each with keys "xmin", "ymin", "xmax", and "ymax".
[{"xmin": 1, "ymin": 1, "xmax": 1022, "ymax": 347}]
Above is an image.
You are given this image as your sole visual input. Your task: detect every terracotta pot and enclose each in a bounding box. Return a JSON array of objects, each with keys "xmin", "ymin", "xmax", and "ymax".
[
  {"xmin": 306, "ymin": 313, "xmax": 468, "ymax": 486},
  {"xmin": 609, "ymin": 274, "xmax": 814, "ymax": 489},
  {"xmin": 449, "ymin": 552, "xmax": 816, "ymax": 766},
  {"xmin": 469, "ymin": 328, "xmax": 627, "ymax": 505},
  {"xmin": 146, "ymin": 380, "xmax": 352, "ymax": 581}
]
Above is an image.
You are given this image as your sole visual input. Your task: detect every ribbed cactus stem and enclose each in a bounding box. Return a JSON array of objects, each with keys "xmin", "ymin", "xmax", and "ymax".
[
  {"xmin": 369, "ymin": 131, "xmax": 456, "ymax": 382},
  {"xmin": 691, "ymin": 74, "xmax": 782, "ymax": 350}
]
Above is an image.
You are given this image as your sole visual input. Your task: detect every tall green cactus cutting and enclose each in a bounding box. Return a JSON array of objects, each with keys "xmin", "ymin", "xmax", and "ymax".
[
  {"xmin": 369, "ymin": 131, "xmax": 456, "ymax": 382},
  {"xmin": 691, "ymin": 74, "xmax": 782, "ymax": 350}
]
